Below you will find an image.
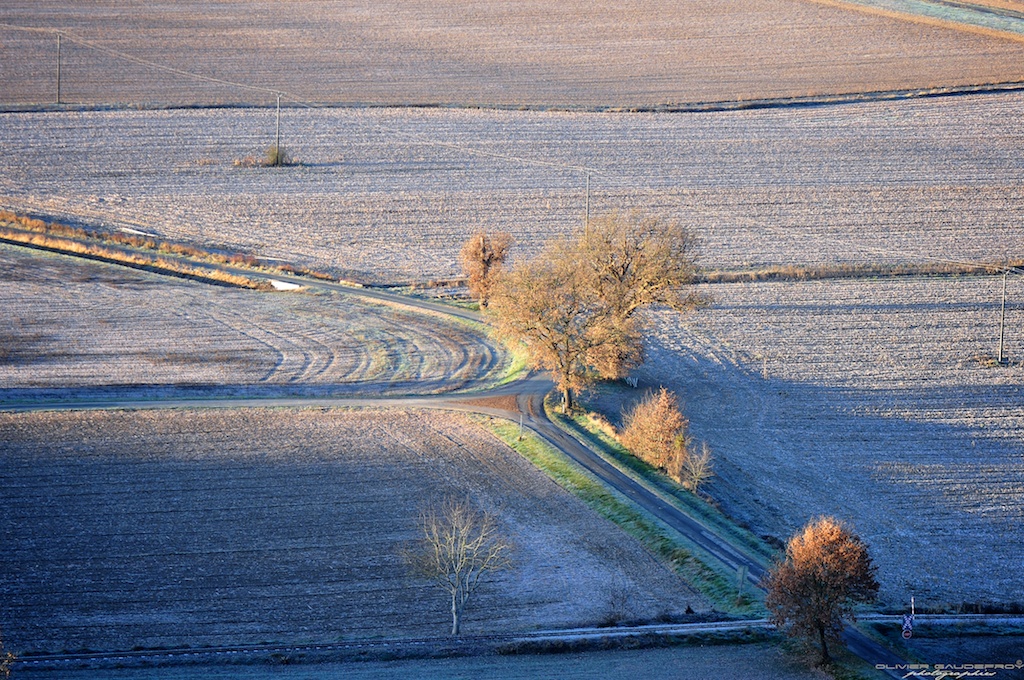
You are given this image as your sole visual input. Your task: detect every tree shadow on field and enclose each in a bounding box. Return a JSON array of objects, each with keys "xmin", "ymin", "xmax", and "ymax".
[{"xmin": 614, "ymin": 344, "xmax": 1024, "ymax": 610}]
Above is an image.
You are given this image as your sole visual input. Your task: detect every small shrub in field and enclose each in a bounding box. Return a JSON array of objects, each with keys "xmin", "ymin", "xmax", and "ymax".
[
  {"xmin": 234, "ymin": 145, "xmax": 293, "ymax": 167},
  {"xmin": 620, "ymin": 387, "xmax": 689, "ymax": 479},
  {"xmin": 264, "ymin": 144, "xmax": 291, "ymax": 167}
]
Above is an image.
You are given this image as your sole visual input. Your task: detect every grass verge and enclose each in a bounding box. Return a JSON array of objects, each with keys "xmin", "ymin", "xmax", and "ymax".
[
  {"xmin": 699, "ymin": 259, "xmax": 1024, "ymax": 283},
  {"xmin": 553, "ymin": 400, "xmax": 778, "ymax": 568},
  {"xmin": 482, "ymin": 416, "xmax": 763, "ymax": 616},
  {"xmin": 0, "ymin": 228, "xmax": 271, "ymax": 290}
]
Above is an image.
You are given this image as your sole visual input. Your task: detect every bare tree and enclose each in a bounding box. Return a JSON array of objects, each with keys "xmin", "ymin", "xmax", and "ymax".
[
  {"xmin": 762, "ymin": 517, "xmax": 879, "ymax": 667},
  {"xmin": 620, "ymin": 387, "xmax": 689, "ymax": 475},
  {"xmin": 459, "ymin": 232, "xmax": 513, "ymax": 307},
  {"xmin": 681, "ymin": 441, "xmax": 715, "ymax": 493},
  {"xmin": 406, "ymin": 497, "xmax": 513, "ymax": 635}
]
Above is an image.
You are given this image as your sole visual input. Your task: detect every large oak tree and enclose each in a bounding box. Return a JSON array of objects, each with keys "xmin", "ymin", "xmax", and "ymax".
[{"xmin": 488, "ymin": 212, "xmax": 700, "ymax": 411}]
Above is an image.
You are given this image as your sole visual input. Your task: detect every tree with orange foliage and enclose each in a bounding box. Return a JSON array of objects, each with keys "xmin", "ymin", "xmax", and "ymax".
[
  {"xmin": 620, "ymin": 387, "xmax": 689, "ymax": 474},
  {"xmin": 762, "ymin": 517, "xmax": 879, "ymax": 667},
  {"xmin": 459, "ymin": 232, "xmax": 513, "ymax": 307}
]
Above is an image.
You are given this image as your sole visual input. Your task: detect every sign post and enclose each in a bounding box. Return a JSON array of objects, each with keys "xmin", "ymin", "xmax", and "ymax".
[{"xmin": 901, "ymin": 596, "xmax": 915, "ymax": 639}]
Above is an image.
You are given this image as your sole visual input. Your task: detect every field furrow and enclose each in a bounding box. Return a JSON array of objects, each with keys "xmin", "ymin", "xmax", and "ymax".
[
  {"xmin": 0, "ymin": 408, "xmax": 704, "ymax": 653},
  {"xmin": 635, "ymin": 275, "xmax": 1024, "ymax": 606}
]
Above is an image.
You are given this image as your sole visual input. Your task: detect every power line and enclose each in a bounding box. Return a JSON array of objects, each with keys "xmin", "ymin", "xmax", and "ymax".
[{"xmin": 0, "ymin": 22, "xmax": 606, "ymax": 178}]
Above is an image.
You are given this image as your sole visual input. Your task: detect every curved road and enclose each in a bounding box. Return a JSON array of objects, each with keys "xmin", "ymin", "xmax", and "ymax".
[{"xmin": 1, "ymin": 250, "xmax": 912, "ymax": 674}]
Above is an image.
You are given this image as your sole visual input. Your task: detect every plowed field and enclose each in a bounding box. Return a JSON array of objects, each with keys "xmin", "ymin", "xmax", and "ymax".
[
  {"xmin": 0, "ymin": 408, "xmax": 704, "ymax": 653},
  {"xmin": 636, "ymin": 276, "xmax": 1024, "ymax": 607},
  {"xmin": 2, "ymin": 92, "xmax": 1022, "ymax": 283},
  {"xmin": 0, "ymin": 245, "xmax": 504, "ymax": 401},
  {"xmin": 2, "ymin": 0, "xmax": 1024, "ymax": 108}
]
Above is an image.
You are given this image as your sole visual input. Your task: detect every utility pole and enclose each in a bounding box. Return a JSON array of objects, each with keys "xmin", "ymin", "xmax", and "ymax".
[
  {"xmin": 998, "ymin": 269, "xmax": 1008, "ymax": 364},
  {"xmin": 584, "ymin": 173, "xmax": 590, "ymax": 236},
  {"xmin": 56, "ymin": 33, "xmax": 62, "ymax": 105},
  {"xmin": 275, "ymin": 93, "xmax": 282, "ymax": 165}
]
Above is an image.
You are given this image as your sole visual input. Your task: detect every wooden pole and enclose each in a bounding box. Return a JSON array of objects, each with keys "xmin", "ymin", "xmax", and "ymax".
[
  {"xmin": 998, "ymin": 269, "xmax": 1008, "ymax": 364},
  {"xmin": 585, "ymin": 173, "xmax": 590, "ymax": 236},
  {"xmin": 275, "ymin": 93, "xmax": 282, "ymax": 165},
  {"xmin": 56, "ymin": 33, "xmax": 62, "ymax": 105}
]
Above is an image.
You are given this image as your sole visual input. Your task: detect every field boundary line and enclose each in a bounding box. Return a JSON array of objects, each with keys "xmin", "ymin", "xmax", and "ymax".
[
  {"xmin": 4, "ymin": 80, "xmax": 1024, "ymax": 115},
  {"xmin": 805, "ymin": 0, "xmax": 1024, "ymax": 41},
  {"xmin": 10, "ymin": 619, "xmax": 775, "ymax": 671}
]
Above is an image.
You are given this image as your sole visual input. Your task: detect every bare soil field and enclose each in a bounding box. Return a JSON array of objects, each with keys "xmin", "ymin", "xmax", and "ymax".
[
  {"xmin": 0, "ymin": 408, "xmax": 705, "ymax": 654},
  {"xmin": 2, "ymin": 0, "xmax": 1024, "ymax": 108},
  {"xmin": 3, "ymin": 91, "xmax": 1023, "ymax": 283},
  {"xmin": 0, "ymin": 245, "xmax": 504, "ymax": 401},
  {"xmin": 626, "ymin": 276, "xmax": 1024, "ymax": 608}
]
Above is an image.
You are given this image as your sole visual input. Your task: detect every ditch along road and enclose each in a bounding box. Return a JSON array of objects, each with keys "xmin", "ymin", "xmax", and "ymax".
[{"xmin": 2, "ymin": 254, "xmax": 914, "ymax": 675}]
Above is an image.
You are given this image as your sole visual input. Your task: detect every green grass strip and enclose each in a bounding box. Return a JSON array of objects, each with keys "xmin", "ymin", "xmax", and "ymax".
[
  {"xmin": 554, "ymin": 405, "xmax": 777, "ymax": 568},
  {"xmin": 482, "ymin": 416, "xmax": 763, "ymax": 615}
]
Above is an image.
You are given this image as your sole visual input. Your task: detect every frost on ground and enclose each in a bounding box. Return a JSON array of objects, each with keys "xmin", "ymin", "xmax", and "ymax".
[
  {"xmin": 636, "ymin": 276, "xmax": 1024, "ymax": 607},
  {"xmin": 2, "ymin": 92, "xmax": 1023, "ymax": 283},
  {"xmin": 2, "ymin": 0, "xmax": 1023, "ymax": 108},
  {"xmin": 0, "ymin": 408, "xmax": 706, "ymax": 653},
  {"xmin": 0, "ymin": 246, "xmax": 504, "ymax": 400}
]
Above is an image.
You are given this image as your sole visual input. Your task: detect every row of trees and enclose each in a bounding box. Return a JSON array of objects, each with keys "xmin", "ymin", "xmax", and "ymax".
[
  {"xmin": 407, "ymin": 502, "xmax": 879, "ymax": 669},
  {"xmin": 456, "ymin": 214, "xmax": 880, "ymax": 669}
]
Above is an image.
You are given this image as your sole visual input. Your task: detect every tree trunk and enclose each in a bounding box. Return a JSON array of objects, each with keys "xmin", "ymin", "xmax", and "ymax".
[
  {"xmin": 817, "ymin": 624, "xmax": 831, "ymax": 666},
  {"xmin": 451, "ymin": 591, "xmax": 461, "ymax": 635},
  {"xmin": 561, "ymin": 386, "xmax": 573, "ymax": 413}
]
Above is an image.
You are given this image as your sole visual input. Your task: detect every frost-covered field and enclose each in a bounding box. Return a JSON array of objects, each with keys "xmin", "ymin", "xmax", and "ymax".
[
  {"xmin": 0, "ymin": 245, "xmax": 504, "ymax": 401},
  {"xmin": 2, "ymin": 92, "xmax": 1023, "ymax": 282},
  {"xmin": 637, "ymin": 276, "xmax": 1024, "ymax": 607},
  {"xmin": 2, "ymin": 0, "xmax": 1023, "ymax": 108},
  {"xmin": 0, "ymin": 408, "xmax": 703, "ymax": 652}
]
